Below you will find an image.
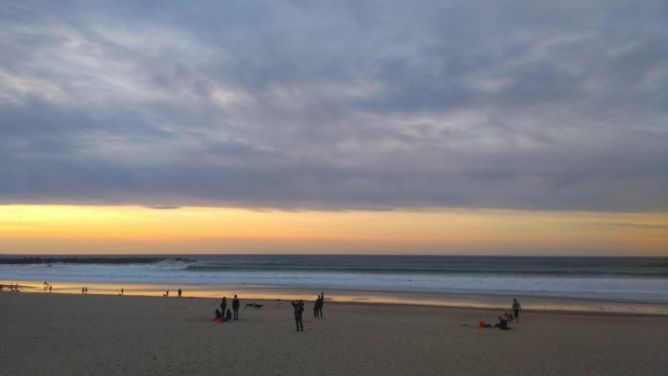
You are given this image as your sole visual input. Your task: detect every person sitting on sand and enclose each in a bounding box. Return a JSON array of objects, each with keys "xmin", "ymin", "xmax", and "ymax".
[
  {"xmin": 225, "ymin": 309, "xmax": 233, "ymax": 322},
  {"xmin": 291, "ymin": 300, "xmax": 304, "ymax": 331},
  {"xmin": 495, "ymin": 316, "xmax": 510, "ymax": 330},
  {"xmin": 512, "ymin": 298, "xmax": 522, "ymax": 322},
  {"xmin": 214, "ymin": 308, "xmax": 223, "ymax": 322}
]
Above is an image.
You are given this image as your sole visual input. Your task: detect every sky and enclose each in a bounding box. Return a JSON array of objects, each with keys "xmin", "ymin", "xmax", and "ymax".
[{"xmin": 0, "ymin": 1, "xmax": 667, "ymax": 255}]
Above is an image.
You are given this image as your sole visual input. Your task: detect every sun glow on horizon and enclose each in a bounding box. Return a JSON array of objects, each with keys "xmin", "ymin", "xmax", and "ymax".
[{"xmin": 0, "ymin": 205, "xmax": 666, "ymax": 256}]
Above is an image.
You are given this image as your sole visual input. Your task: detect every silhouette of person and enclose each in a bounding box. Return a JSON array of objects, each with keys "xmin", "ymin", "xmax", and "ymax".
[
  {"xmin": 317, "ymin": 293, "xmax": 324, "ymax": 317},
  {"xmin": 291, "ymin": 300, "xmax": 304, "ymax": 331},
  {"xmin": 232, "ymin": 295, "xmax": 240, "ymax": 320},
  {"xmin": 120, "ymin": 288, "xmax": 124, "ymax": 296},
  {"xmin": 512, "ymin": 298, "xmax": 522, "ymax": 322},
  {"xmin": 177, "ymin": 289, "xmax": 182, "ymax": 298},
  {"xmin": 225, "ymin": 308, "xmax": 232, "ymax": 322},
  {"xmin": 313, "ymin": 295, "xmax": 323, "ymax": 317},
  {"xmin": 495, "ymin": 316, "xmax": 510, "ymax": 330},
  {"xmin": 221, "ymin": 296, "xmax": 227, "ymax": 315},
  {"xmin": 214, "ymin": 308, "xmax": 223, "ymax": 321}
]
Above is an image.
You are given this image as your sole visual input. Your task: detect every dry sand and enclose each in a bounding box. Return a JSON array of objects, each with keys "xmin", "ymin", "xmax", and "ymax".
[{"xmin": 1, "ymin": 292, "xmax": 667, "ymax": 376}]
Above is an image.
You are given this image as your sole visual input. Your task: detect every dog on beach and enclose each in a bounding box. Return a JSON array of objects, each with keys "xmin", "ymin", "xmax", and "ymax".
[{"xmin": 245, "ymin": 303, "xmax": 263, "ymax": 309}]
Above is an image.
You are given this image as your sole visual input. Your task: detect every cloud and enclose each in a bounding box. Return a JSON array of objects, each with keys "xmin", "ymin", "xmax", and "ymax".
[{"xmin": 0, "ymin": 0, "xmax": 666, "ymax": 211}]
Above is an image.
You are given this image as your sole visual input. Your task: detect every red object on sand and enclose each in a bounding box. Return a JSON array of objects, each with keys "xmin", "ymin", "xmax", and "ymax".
[{"xmin": 479, "ymin": 320, "xmax": 485, "ymax": 328}]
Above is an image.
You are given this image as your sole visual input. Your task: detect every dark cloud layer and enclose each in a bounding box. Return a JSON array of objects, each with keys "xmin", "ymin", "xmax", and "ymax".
[{"xmin": 1, "ymin": 1, "xmax": 666, "ymax": 211}]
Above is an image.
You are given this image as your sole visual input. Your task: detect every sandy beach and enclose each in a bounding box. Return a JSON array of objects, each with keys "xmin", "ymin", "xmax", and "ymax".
[{"xmin": 1, "ymin": 292, "xmax": 667, "ymax": 376}]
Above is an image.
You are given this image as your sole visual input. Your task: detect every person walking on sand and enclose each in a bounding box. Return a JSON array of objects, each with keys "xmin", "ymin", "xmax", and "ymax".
[
  {"xmin": 512, "ymin": 298, "xmax": 522, "ymax": 322},
  {"xmin": 232, "ymin": 295, "xmax": 240, "ymax": 320},
  {"xmin": 291, "ymin": 300, "xmax": 304, "ymax": 331},
  {"xmin": 221, "ymin": 296, "xmax": 227, "ymax": 316}
]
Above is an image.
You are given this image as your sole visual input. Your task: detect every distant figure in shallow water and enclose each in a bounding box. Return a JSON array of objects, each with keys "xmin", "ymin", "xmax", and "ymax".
[
  {"xmin": 512, "ymin": 298, "xmax": 522, "ymax": 322},
  {"xmin": 177, "ymin": 289, "xmax": 182, "ymax": 298},
  {"xmin": 120, "ymin": 288, "xmax": 124, "ymax": 296}
]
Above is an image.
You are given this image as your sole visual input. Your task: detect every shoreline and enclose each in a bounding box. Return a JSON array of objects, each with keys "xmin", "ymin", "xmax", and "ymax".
[{"xmin": 4, "ymin": 279, "xmax": 668, "ymax": 316}]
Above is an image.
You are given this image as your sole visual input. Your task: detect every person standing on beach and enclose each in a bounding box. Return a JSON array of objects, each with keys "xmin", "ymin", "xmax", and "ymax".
[
  {"xmin": 313, "ymin": 296, "xmax": 319, "ymax": 317},
  {"xmin": 232, "ymin": 295, "xmax": 240, "ymax": 320},
  {"xmin": 177, "ymin": 289, "xmax": 182, "ymax": 298},
  {"xmin": 318, "ymin": 292, "xmax": 324, "ymax": 317},
  {"xmin": 512, "ymin": 298, "xmax": 522, "ymax": 322},
  {"xmin": 221, "ymin": 296, "xmax": 227, "ymax": 317},
  {"xmin": 291, "ymin": 300, "xmax": 304, "ymax": 331}
]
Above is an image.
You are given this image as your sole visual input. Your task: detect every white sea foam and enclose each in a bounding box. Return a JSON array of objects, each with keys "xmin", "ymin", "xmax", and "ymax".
[{"xmin": 2, "ymin": 261, "xmax": 667, "ymax": 303}]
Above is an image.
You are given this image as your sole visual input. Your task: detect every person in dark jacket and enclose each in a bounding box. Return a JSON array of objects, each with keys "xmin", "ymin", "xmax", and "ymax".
[
  {"xmin": 291, "ymin": 300, "xmax": 304, "ymax": 331},
  {"xmin": 221, "ymin": 296, "xmax": 227, "ymax": 316},
  {"xmin": 317, "ymin": 292, "xmax": 324, "ymax": 317},
  {"xmin": 232, "ymin": 295, "xmax": 240, "ymax": 320}
]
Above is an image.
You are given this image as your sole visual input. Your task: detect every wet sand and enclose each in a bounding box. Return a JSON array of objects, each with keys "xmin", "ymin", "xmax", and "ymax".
[{"xmin": 1, "ymin": 292, "xmax": 667, "ymax": 375}]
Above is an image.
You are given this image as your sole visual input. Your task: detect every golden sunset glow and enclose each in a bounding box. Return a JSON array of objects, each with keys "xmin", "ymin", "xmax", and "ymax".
[{"xmin": 1, "ymin": 205, "xmax": 666, "ymax": 255}]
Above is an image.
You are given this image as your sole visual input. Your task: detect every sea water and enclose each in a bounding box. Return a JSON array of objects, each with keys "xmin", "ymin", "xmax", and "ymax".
[{"xmin": 2, "ymin": 255, "xmax": 667, "ymax": 312}]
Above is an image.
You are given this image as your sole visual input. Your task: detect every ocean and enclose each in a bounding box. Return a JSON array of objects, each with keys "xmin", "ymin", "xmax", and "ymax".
[{"xmin": 2, "ymin": 255, "xmax": 667, "ymax": 313}]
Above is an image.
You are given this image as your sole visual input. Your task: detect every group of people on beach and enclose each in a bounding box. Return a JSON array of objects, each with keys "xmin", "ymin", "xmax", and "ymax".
[
  {"xmin": 0, "ymin": 283, "xmax": 21, "ymax": 292},
  {"xmin": 292, "ymin": 292, "xmax": 325, "ymax": 331},
  {"xmin": 214, "ymin": 295, "xmax": 241, "ymax": 322},
  {"xmin": 210, "ymin": 291, "xmax": 325, "ymax": 331},
  {"xmin": 162, "ymin": 289, "xmax": 184, "ymax": 298},
  {"xmin": 481, "ymin": 298, "xmax": 522, "ymax": 330}
]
